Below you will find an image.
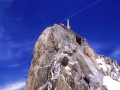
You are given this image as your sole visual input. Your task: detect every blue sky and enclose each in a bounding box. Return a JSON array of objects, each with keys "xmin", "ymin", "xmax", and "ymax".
[{"xmin": 0, "ymin": 0, "xmax": 120, "ymax": 90}]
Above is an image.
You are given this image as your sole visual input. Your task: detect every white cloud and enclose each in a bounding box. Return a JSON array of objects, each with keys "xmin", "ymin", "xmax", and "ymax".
[
  {"xmin": 89, "ymin": 42, "xmax": 108, "ymax": 53},
  {"xmin": 0, "ymin": 81, "xmax": 26, "ymax": 90},
  {"xmin": 90, "ymin": 41, "xmax": 120, "ymax": 62},
  {"xmin": 0, "ymin": 39, "xmax": 34, "ymax": 60},
  {"xmin": 111, "ymin": 46, "xmax": 120, "ymax": 60},
  {"xmin": 0, "ymin": 25, "xmax": 35, "ymax": 61},
  {"xmin": 8, "ymin": 64, "xmax": 20, "ymax": 67},
  {"xmin": 0, "ymin": 0, "xmax": 35, "ymax": 60}
]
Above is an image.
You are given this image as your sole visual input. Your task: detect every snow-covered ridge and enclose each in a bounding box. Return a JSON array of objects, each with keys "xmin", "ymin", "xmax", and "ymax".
[
  {"xmin": 96, "ymin": 55, "xmax": 120, "ymax": 90},
  {"xmin": 103, "ymin": 76, "xmax": 120, "ymax": 90},
  {"xmin": 96, "ymin": 55, "xmax": 120, "ymax": 81}
]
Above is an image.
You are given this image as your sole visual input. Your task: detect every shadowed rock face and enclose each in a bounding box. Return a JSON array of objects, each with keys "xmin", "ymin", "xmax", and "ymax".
[{"xmin": 25, "ymin": 24, "xmax": 120, "ymax": 90}]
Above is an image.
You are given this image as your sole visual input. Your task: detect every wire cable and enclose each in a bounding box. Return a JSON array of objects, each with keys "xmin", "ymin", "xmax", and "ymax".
[{"xmin": 61, "ymin": 0, "xmax": 101, "ymax": 22}]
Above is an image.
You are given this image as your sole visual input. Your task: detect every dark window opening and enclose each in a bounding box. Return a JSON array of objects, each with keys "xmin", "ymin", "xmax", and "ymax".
[
  {"xmin": 76, "ymin": 35, "xmax": 82, "ymax": 46},
  {"xmin": 83, "ymin": 77, "xmax": 89, "ymax": 84}
]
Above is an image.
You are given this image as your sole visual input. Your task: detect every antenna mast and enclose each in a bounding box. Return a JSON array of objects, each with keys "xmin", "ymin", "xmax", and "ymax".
[{"xmin": 67, "ymin": 19, "xmax": 71, "ymax": 29}]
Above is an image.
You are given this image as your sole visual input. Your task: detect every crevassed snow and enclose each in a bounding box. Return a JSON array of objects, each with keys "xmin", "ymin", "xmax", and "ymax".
[{"xmin": 103, "ymin": 76, "xmax": 120, "ymax": 90}]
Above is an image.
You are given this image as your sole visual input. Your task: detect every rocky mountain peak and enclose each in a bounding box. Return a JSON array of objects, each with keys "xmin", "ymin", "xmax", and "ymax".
[{"xmin": 25, "ymin": 23, "xmax": 120, "ymax": 90}]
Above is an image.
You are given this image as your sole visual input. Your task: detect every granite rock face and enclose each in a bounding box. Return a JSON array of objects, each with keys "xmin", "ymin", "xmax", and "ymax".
[{"xmin": 25, "ymin": 24, "xmax": 120, "ymax": 90}]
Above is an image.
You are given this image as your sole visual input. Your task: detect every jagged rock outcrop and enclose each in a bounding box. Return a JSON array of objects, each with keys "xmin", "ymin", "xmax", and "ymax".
[{"xmin": 25, "ymin": 24, "xmax": 120, "ymax": 90}]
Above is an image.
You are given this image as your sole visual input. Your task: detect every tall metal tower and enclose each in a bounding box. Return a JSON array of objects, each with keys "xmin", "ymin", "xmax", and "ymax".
[{"xmin": 67, "ymin": 19, "xmax": 71, "ymax": 29}]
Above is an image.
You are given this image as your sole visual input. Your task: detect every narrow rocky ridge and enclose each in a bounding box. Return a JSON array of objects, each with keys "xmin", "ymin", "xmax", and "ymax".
[{"xmin": 25, "ymin": 24, "xmax": 120, "ymax": 90}]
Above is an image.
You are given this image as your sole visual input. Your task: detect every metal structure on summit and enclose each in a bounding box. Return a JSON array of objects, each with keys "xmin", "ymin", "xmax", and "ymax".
[
  {"xmin": 62, "ymin": 0, "xmax": 101, "ymax": 22},
  {"xmin": 67, "ymin": 19, "xmax": 71, "ymax": 29}
]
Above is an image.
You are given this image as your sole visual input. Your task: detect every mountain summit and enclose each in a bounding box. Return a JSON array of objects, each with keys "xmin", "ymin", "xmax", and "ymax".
[{"xmin": 25, "ymin": 23, "xmax": 120, "ymax": 90}]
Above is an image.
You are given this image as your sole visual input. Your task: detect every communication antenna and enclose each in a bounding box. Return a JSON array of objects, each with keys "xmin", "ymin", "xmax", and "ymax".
[
  {"xmin": 61, "ymin": 0, "xmax": 101, "ymax": 22},
  {"xmin": 67, "ymin": 19, "xmax": 70, "ymax": 29}
]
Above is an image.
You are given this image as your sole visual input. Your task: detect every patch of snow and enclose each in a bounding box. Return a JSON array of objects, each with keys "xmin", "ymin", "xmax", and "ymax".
[
  {"xmin": 69, "ymin": 60, "xmax": 78, "ymax": 65},
  {"xmin": 58, "ymin": 42, "xmax": 62, "ymax": 48},
  {"xmin": 51, "ymin": 69, "xmax": 54, "ymax": 77},
  {"xmin": 48, "ymin": 81, "xmax": 52, "ymax": 90},
  {"xmin": 113, "ymin": 64, "xmax": 119, "ymax": 72},
  {"xmin": 68, "ymin": 56, "xmax": 78, "ymax": 65},
  {"xmin": 65, "ymin": 66, "xmax": 71, "ymax": 71},
  {"xmin": 64, "ymin": 46, "xmax": 70, "ymax": 51},
  {"xmin": 111, "ymin": 72, "xmax": 117, "ymax": 77},
  {"xmin": 55, "ymin": 63, "xmax": 61, "ymax": 75},
  {"xmin": 118, "ymin": 77, "xmax": 120, "ymax": 81},
  {"xmin": 64, "ymin": 66, "xmax": 71, "ymax": 75},
  {"xmin": 106, "ymin": 64, "xmax": 111, "ymax": 71},
  {"xmin": 103, "ymin": 76, "xmax": 120, "ymax": 90},
  {"xmin": 38, "ymin": 82, "xmax": 48, "ymax": 90},
  {"xmin": 96, "ymin": 56, "xmax": 107, "ymax": 71},
  {"xmin": 54, "ymin": 60, "xmax": 57, "ymax": 65}
]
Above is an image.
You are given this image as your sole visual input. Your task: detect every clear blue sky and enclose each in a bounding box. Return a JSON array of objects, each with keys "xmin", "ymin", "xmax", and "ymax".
[{"xmin": 0, "ymin": 0, "xmax": 120, "ymax": 90}]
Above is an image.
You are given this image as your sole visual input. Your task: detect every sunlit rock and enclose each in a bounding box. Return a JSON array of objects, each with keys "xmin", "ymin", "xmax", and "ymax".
[{"xmin": 25, "ymin": 23, "xmax": 120, "ymax": 90}]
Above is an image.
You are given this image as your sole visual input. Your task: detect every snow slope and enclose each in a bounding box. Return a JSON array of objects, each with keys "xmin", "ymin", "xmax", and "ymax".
[{"xmin": 103, "ymin": 76, "xmax": 120, "ymax": 90}]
